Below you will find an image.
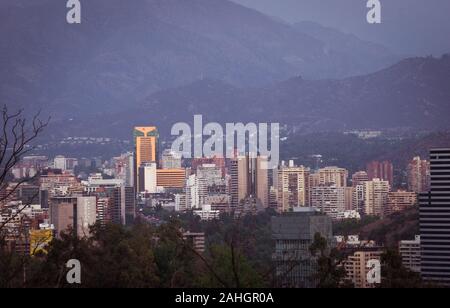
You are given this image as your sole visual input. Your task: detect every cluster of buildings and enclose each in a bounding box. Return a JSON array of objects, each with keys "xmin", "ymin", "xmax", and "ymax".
[
  {"xmin": 272, "ymin": 148, "xmax": 450, "ymax": 288},
  {"xmin": 132, "ymin": 127, "xmax": 429, "ymax": 222},
  {"xmin": 2, "ymin": 122, "xmax": 449, "ymax": 288}
]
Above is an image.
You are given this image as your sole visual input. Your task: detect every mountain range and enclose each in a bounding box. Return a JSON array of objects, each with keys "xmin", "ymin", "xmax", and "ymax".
[
  {"xmin": 1, "ymin": 0, "xmax": 398, "ymax": 119},
  {"xmin": 47, "ymin": 54, "xmax": 450, "ymax": 139},
  {"xmin": 1, "ymin": 0, "xmax": 449, "ymax": 141}
]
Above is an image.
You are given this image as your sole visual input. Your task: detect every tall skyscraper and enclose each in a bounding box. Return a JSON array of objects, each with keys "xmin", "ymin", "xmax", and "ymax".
[
  {"xmin": 277, "ymin": 165, "xmax": 310, "ymax": 212},
  {"xmin": 420, "ymin": 148, "xmax": 450, "ymax": 285},
  {"xmin": 408, "ymin": 156, "xmax": 430, "ymax": 193},
  {"xmin": 366, "ymin": 161, "xmax": 394, "ymax": 187},
  {"xmin": 363, "ymin": 179, "xmax": 390, "ymax": 217},
  {"xmin": 255, "ymin": 156, "xmax": 269, "ymax": 208},
  {"xmin": 229, "ymin": 155, "xmax": 269, "ymax": 209},
  {"xmin": 134, "ymin": 126, "xmax": 158, "ymax": 192}
]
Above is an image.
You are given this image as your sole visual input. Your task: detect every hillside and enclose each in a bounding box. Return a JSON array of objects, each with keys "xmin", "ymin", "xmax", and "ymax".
[
  {"xmin": 0, "ymin": 0, "xmax": 396, "ymax": 120},
  {"xmin": 334, "ymin": 207, "xmax": 419, "ymax": 248},
  {"xmin": 74, "ymin": 54, "xmax": 450, "ymax": 138}
]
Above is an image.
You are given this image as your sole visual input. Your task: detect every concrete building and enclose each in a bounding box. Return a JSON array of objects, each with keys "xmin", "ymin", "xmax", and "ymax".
[
  {"xmin": 352, "ymin": 184, "xmax": 365, "ymax": 214},
  {"xmin": 314, "ymin": 167, "xmax": 348, "ymax": 187},
  {"xmin": 139, "ymin": 162, "xmax": 157, "ymax": 193},
  {"xmin": 113, "ymin": 152, "xmax": 134, "ymax": 187},
  {"xmin": 193, "ymin": 204, "xmax": 220, "ymax": 221},
  {"xmin": 386, "ymin": 190, "xmax": 417, "ymax": 216},
  {"xmin": 310, "ymin": 185, "xmax": 346, "ymax": 220},
  {"xmin": 344, "ymin": 248, "xmax": 383, "ymax": 288},
  {"xmin": 272, "ymin": 209, "xmax": 333, "ymax": 288},
  {"xmin": 277, "ymin": 165, "xmax": 310, "ymax": 212},
  {"xmin": 82, "ymin": 175, "xmax": 134, "ymax": 225},
  {"xmin": 229, "ymin": 155, "xmax": 269, "ymax": 209},
  {"xmin": 50, "ymin": 196, "xmax": 96, "ymax": 238},
  {"xmin": 161, "ymin": 149, "xmax": 182, "ymax": 169},
  {"xmin": 407, "ymin": 156, "xmax": 430, "ymax": 193},
  {"xmin": 183, "ymin": 231, "xmax": 206, "ymax": 254},
  {"xmin": 367, "ymin": 161, "xmax": 394, "ymax": 187},
  {"xmin": 399, "ymin": 235, "xmax": 421, "ymax": 273},
  {"xmin": 185, "ymin": 174, "xmax": 200, "ymax": 210},
  {"xmin": 364, "ymin": 179, "xmax": 390, "ymax": 217},
  {"xmin": 351, "ymin": 171, "xmax": 369, "ymax": 187}
]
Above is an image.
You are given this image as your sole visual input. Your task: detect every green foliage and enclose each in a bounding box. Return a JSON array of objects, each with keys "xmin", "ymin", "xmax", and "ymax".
[
  {"xmin": 310, "ymin": 233, "xmax": 350, "ymax": 288},
  {"xmin": 333, "ymin": 216, "xmax": 379, "ymax": 236},
  {"xmin": 0, "ymin": 210, "xmax": 276, "ymax": 288},
  {"xmin": 198, "ymin": 244, "xmax": 264, "ymax": 288},
  {"xmin": 379, "ymin": 249, "xmax": 425, "ymax": 288}
]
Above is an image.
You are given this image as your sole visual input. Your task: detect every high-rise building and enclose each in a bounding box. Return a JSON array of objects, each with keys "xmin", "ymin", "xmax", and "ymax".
[
  {"xmin": 139, "ymin": 162, "xmax": 157, "ymax": 193},
  {"xmin": 82, "ymin": 175, "xmax": 134, "ymax": 225},
  {"xmin": 196, "ymin": 164, "xmax": 226, "ymax": 207},
  {"xmin": 272, "ymin": 209, "xmax": 333, "ymax": 288},
  {"xmin": 385, "ymin": 190, "xmax": 417, "ymax": 216},
  {"xmin": 192, "ymin": 156, "xmax": 226, "ymax": 177},
  {"xmin": 230, "ymin": 156, "xmax": 249, "ymax": 208},
  {"xmin": 344, "ymin": 187, "xmax": 354, "ymax": 211},
  {"xmin": 310, "ymin": 185, "xmax": 346, "ymax": 220},
  {"xmin": 113, "ymin": 152, "xmax": 134, "ymax": 187},
  {"xmin": 407, "ymin": 156, "xmax": 430, "ymax": 193},
  {"xmin": 363, "ymin": 179, "xmax": 390, "ymax": 217},
  {"xmin": 134, "ymin": 126, "xmax": 159, "ymax": 192},
  {"xmin": 352, "ymin": 184, "xmax": 365, "ymax": 213},
  {"xmin": 399, "ymin": 235, "xmax": 421, "ymax": 273},
  {"xmin": 420, "ymin": 148, "xmax": 450, "ymax": 285},
  {"xmin": 255, "ymin": 156, "xmax": 269, "ymax": 208},
  {"xmin": 50, "ymin": 196, "xmax": 96, "ymax": 238},
  {"xmin": 186, "ymin": 174, "xmax": 200, "ymax": 210},
  {"xmin": 314, "ymin": 167, "xmax": 348, "ymax": 187},
  {"xmin": 229, "ymin": 155, "xmax": 269, "ymax": 209},
  {"xmin": 352, "ymin": 171, "xmax": 369, "ymax": 187},
  {"xmin": 366, "ymin": 161, "xmax": 394, "ymax": 187},
  {"xmin": 277, "ymin": 165, "xmax": 310, "ymax": 212}
]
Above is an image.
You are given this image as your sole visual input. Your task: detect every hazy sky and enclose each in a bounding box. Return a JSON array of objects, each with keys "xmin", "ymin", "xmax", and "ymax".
[{"xmin": 232, "ymin": 0, "xmax": 450, "ymax": 56}]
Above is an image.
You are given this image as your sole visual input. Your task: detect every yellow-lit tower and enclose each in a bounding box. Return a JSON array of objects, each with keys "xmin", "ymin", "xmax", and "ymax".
[{"xmin": 134, "ymin": 126, "xmax": 159, "ymax": 192}]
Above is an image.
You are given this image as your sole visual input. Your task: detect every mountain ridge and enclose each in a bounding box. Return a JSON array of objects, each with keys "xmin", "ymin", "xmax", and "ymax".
[
  {"xmin": 43, "ymin": 54, "xmax": 450, "ymax": 139},
  {"xmin": 1, "ymin": 0, "xmax": 397, "ymax": 119}
]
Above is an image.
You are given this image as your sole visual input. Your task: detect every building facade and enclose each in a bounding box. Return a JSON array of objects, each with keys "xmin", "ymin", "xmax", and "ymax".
[{"xmin": 420, "ymin": 148, "xmax": 450, "ymax": 285}]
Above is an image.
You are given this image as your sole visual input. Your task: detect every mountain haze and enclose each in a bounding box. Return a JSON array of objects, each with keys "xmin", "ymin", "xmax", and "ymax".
[
  {"xmin": 1, "ymin": 0, "xmax": 396, "ymax": 120},
  {"xmin": 49, "ymin": 55, "xmax": 450, "ymax": 139}
]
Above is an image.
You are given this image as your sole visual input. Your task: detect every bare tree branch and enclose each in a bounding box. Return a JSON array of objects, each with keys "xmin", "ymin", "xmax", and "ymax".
[{"xmin": 0, "ymin": 105, "xmax": 49, "ymax": 234}]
